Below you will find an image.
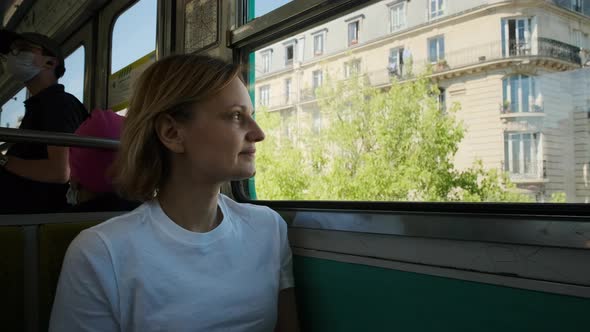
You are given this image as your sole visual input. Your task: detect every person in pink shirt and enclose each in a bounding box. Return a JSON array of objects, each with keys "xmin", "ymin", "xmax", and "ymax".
[{"xmin": 66, "ymin": 109, "xmax": 139, "ymax": 212}]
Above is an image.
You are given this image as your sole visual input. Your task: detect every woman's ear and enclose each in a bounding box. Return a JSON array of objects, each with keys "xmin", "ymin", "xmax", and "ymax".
[{"xmin": 155, "ymin": 113, "xmax": 185, "ymax": 154}]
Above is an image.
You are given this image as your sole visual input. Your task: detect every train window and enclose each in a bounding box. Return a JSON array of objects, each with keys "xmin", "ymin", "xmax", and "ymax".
[
  {"xmin": 61, "ymin": 45, "xmax": 85, "ymax": 103},
  {"xmin": 111, "ymin": 0, "xmax": 157, "ymax": 73},
  {"xmin": 109, "ymin": 0, "xmax": 157, "ymax": 112},
  {"xmin": 1, "ymin": 88, "xmax": 26, "ymax": 128},
  {"xmin": 250, "ymin": 0, "xmax": 590, "ymax": 203},
  {"xmin": 248, "ymin": 0, "xmax": 293, "ymax": 20}
]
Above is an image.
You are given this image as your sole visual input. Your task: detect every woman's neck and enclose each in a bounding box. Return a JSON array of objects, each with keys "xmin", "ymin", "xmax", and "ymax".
[{"xmin": 157, "ymin": 174, "xmax": 222, "ymax": 233}]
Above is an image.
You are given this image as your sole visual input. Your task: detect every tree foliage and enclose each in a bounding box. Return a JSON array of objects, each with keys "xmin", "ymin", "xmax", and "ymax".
[{"xmin": 255, "ymin": 71, "xmax": 532, "ymax": 202}]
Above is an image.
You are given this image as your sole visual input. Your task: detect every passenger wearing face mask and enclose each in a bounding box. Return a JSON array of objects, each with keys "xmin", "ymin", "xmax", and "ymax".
[
  {"xmin": 65, "ymin": 109, "xmax": 139, "ymax": 212},
  {"xmin": 0, "ymin": 30, "xmax": 88, "ymax": 214}
]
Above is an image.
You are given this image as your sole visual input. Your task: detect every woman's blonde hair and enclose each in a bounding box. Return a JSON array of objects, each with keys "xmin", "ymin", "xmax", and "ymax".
[{"xmin": 112, "ymin": 54, "xmax": 242, "ymax": 201}]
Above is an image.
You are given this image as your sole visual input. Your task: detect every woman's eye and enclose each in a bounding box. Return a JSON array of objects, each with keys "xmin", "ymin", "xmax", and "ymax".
[{"xmin": 233, "ymin": 112, "xmax": 242, "ymax": 120}]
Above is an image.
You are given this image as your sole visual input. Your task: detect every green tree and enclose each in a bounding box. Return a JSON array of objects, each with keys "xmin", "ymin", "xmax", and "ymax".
[
  {"xmin": 255, "ymin": 109, "xmax": 310, "ymax": 200},
  {"xmin": 255, "ymin": 71, "xmax": 531, "ymax": 202}
]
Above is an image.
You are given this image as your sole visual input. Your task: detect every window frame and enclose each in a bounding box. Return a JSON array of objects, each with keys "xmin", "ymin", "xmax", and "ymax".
[
  {"xmin": 572, "ymin": 29, "xmax": 587, "ymax": 49},
  {"xmin": 106, "ymin": 0, "xmax": 158, "ymax": 112},
  {"xmin": 345, "ymin": 15, "xmax": 364, "ymax": 47},
  {"xmin": 259, "ymin": 85, "xmax": 270, "ymax": 106},
  {"xmin": 312, "ymin": 69, "xmax": 323, "ymax": 90},
  {"xmin": 502, "ymin": 74, "xmax": 538, "ymax": 113},
  {"xmin": 388, "ymin": 46, "xmax": 404, "ymax": 76},
  {"xmin": 572, "ymin": 0, "xmax": 583, "ymax": 12},
  {"xmin": 284, "ymin": 40, "xmax": 296, "ymax": 66},
  {"xmin": 344, "ymin": 59, "xmax": 361, "ymax": 78},
  {"xmin": 428, "ymin": 35, "xmax": 445, "ymax": 63},
  {"xmin": 502, "ymin": 17, "xmax": 533, "ymax": 57},
  {"xmin": 231, "ymin": 0, "xmax": 590, "ymax": 215},
  {"xmin": 261, "ymin": 49, "xmax": 272, "ymax": 73},
  {"xmin": 313, "ymin": 33, "xmax": 324, "ymax": 56},
  {"xmin": 429, "ymin": 0, "xmax": 445, "ymax": 20},
  {"xmin": 504, "ymin": 132, "xmax": 542, "ymax": 179},
  {"xmin": 389, "ymin": 1, "xmax": 406, "ymax": 32}
]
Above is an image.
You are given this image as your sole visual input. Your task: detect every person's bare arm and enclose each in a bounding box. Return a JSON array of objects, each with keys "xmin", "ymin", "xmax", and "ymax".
[
  {"xmin": 275, "ymin": 287, "xmax": 300, "ymax": 332},
  {"xmin": 4, "ymin": 146, "xmax": 70, "ymax": 183}
]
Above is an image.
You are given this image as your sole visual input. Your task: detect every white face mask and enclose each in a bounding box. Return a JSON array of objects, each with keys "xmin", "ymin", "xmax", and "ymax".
[
  {"xmin": 5, "ymin": 51, "xmax": 41, "ymax": 82},
  {"xmin": 66, "ymin": 186, "xmax": 79, "ymax": 206}
]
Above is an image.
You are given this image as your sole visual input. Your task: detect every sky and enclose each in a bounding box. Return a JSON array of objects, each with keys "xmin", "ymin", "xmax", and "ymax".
[
  {"xmin": 254, "ymin": 0, "xmax": 292, "ymax": 18},
  {"xmin": 1, "ymin": 0, "xmax": 291, "ymax": 128}
]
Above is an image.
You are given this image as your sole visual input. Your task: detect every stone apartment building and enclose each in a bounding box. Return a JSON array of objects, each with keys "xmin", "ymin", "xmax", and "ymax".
[{"xmin": 253, "ymin": 0, "xmax": 590, "ymax": 202}]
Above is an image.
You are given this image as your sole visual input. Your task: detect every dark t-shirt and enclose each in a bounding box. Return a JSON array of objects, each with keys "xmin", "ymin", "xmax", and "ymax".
[{"xmin": 0, "ymin": 84, "xmax": 88, "ymax": 214}]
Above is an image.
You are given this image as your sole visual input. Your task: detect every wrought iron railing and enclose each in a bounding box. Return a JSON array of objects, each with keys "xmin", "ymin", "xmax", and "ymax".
[
  {"xmin": 537, "ymin": 37, "xmax": 581, "ymax": 64},
  {"xmin": 499, "ymin": 101, "xmax": 544, "ymax": 114},
  {"xmin": 503, "ymin": 159, "xmax": 547, "ymax": 180}
]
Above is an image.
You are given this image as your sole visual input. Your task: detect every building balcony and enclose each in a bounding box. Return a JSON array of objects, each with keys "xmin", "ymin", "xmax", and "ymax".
[
  {"xmin": 502, "ymin": 160, "xmax": 547, "ymax": 183},
  {"xmin": 300, "ymin": 88, "xmax": 318, "ymax": 103},
  {"xmin": 367, "ymin": 38, "xmax": 581, "ymax": 87},
  {"xmin": 258, "ymin": 93, "xmax": 298, "ymax": 111},
  {"xmin": 499, "ymin": 101, "xmax": 545, "ymax": 118},
  {"xmin": 412, "ymin": 38, "xmax": 580, "ymax": 77},
  {"xmin": 551, "ymin": 0, "xmax": 588, "ymax": 15},
  {"xmin": 536, "ymin": 38, "xmax": 581, "ymax": 64}
]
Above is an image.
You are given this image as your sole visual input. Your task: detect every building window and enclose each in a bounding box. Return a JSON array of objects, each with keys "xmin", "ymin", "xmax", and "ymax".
[
  {"xmin": 344, "ymin": 59, "xmax": 361, "ymax": 78},
  {"xmin": 430, "ymin": 0, "xmax": 445, "ymax": 19},
  {"xmin": 428, "ymin": 36, "xmax": 445, "ymax": 63},
  {"xmin": 388, "ymin": 47, "xmax": 404, "ymax": 77},
  {"xmin": 502, "ymin": 18, "xmax": 532, "ymax": 56},
  {"xmin": 284, "ymin": 78, "xmax": 292, "ymax": 104},
  {"xmin": 438, "ymin": 87, "xmax": 446, "ymax": 112},
  {"xmin": 259, "ymin": 85, "xmax": 270, "ymax": 106},
  {"xmin": 502, "ymin": 75, "xmax": 541, "ymax": 113},
  {"xmin": 261, "ymin": 51, "xmax": 271, "ymax": 73},
  {"xmin": 312, "ymin": 70, "xmax": 323, "ymax": 90},
  {"xmin": 573, "ymin": 29, "xmax": 587, "ymax": 49},
  {"xmin": 312, "ymin": 110, "xmax": 321, "ymax": 134},
  {"xmin": 313, "ymin": 34, "xmax": 324, "ymax": 56},
  {"xmin": 389, "ymin": 2, "xmax": 406, "ymax": 32},
  {"xmin": 348, "ymin": 21, "xmax": 359, "ymax": 46},
  {"xmin": 285, "ymin": 44, "xmax": 295, "ymax": 65},
  {"xmin": 572, "ymin": 0, "xmax": 583, "ymax": 12},
  {"xmin": 504, "ymin": 132, "xmax": 541, "ymax": 178}
]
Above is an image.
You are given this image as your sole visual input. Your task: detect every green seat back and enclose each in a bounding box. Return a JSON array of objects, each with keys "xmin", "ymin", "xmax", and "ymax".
[
  {"xmin": 0, "ymin": 227, "xmax": 24, "ymax": 331},
  {"xmin": 38, "ymin": 221, "xmax": 101, "ymax": 332}
]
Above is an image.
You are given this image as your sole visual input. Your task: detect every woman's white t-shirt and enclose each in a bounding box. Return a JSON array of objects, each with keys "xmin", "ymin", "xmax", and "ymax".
[{"xmin": 49, "ymin": 194, "xmax": 294, "ymax": 332}]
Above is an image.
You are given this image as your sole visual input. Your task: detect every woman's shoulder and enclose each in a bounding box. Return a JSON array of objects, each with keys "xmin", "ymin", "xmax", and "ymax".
[
  {"xmin": 75, "ymin": 203, "xmax": 151, "ymax": 248},
  {"xmin": 219, "ymin": 194, "xmax": 284, "ymax": 227}
]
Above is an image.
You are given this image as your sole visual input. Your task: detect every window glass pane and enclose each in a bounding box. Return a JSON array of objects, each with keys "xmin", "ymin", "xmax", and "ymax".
[
  {"xmin": 61, "ymin": 45, "xmax": 85, "ymax": 103},
  {"xmin": 429, "ymin": 39, "xmax": 436, "ymax": 62},
  {"xmin": 510, "ymin": 76, "xmax": 519, "ymax": 112},
  {"xmin": 511, "ymin": 134, "xmax": 521, "ymax": 173},
  {"xmin": 348, "ymin": 23, "xmax": 355, "ymax": 44},
  {"xmin": 109, "ymin": 0, "xmax": 157, "ymax": 111},
  {"xmin": 522, "ymin": 76, "xmax": 530, "ymax": 112},
  {"xmin": 250, "ymin": 0, "xmax": 590, "ymax": 203},
  {"xmin": 111, "ymin": 0, "xmax": 157, "ymax": 74},
  {"xmin": 1, "ymin": 88, "xmax": 26, "ymax": 128}
]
